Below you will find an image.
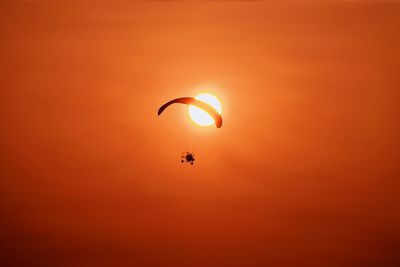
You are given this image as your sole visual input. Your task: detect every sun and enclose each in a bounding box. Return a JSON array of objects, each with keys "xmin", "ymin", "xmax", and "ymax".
[{"xmin": 188, "ymin": 93, "xmax": 222, "ymax": 127}]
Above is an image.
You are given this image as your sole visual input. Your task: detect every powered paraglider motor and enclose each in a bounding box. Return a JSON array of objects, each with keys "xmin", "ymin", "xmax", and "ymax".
[{"xmin": 181, "ymin": 152, "xmax": 195, "ymax": 165}]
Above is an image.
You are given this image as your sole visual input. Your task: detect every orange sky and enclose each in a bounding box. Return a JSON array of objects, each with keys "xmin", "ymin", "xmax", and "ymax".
[{"xmin": 1, "ymin": 1, "xmax": 400, "ymax": 266}]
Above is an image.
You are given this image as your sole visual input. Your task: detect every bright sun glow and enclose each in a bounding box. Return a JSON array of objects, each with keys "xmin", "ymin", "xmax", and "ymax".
[{"xmin": 188, "ymin": 93, "xmax": 222, "ymax": 127}]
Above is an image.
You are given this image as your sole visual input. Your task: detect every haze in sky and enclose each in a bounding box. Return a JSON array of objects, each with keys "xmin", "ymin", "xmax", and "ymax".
[{"xmin": 1, "ymin": 1, "xmax": 399, "ymax": 267}]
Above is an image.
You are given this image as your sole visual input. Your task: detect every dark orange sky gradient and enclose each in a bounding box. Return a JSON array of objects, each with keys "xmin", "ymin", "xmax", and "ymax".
[{"xmin": 1, "ymin": 1, "xmax": 400, "ymax": 267}]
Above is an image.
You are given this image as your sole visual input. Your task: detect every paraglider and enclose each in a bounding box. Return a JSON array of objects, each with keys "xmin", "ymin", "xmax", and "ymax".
[
  {"xmin": 157, "ymin": 97, "xmax": 222, "ymax": 128},
  {"xmin": 157, "ymin": 95, "xmax": 223, "ymax": 165}
]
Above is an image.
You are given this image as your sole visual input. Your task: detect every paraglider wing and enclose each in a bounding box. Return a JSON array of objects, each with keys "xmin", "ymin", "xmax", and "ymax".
[{"xmin": 157, "ymin": 97, "xmax": 222, "ymax": 128}]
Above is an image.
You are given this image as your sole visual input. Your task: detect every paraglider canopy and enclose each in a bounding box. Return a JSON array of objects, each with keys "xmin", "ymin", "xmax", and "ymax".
[{"xmin": 157, "ymin": 97, "xmax": 222, "ymax": 128}]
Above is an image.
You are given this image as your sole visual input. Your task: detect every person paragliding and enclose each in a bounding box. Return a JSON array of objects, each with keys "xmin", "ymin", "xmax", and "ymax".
[
  {"xmin": 181, "ymin": 151, "xmax": 195, "ymax": 165},
  {"xmin": 157, "ymin": 95, "xmax": 223, "ymax": 164}
]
